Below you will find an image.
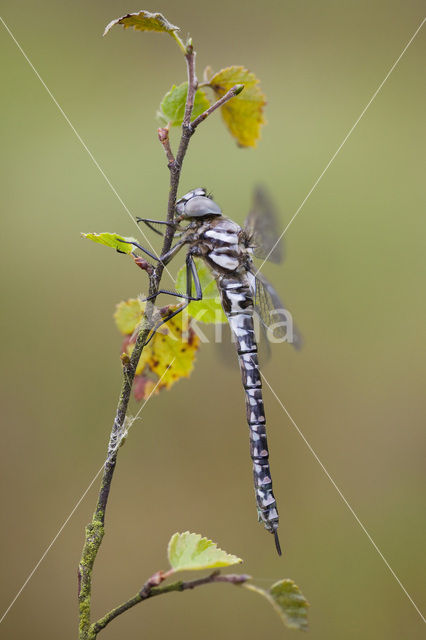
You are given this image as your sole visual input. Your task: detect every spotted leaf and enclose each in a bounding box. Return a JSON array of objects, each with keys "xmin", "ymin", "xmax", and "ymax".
[
  {"xmin": 176, "ymin": 258, "xmax": 226, "ymax": 324},
  {"xmin": 114, "ymin": 299, "xmax": 200, "ymax": 399},
  {"xmin": 209, "ymin": 66, "xmax": 266, "ymax": 147},
  {"xmin": 168, "ymin": 532, "xmax": 242, "ymax": 572}
]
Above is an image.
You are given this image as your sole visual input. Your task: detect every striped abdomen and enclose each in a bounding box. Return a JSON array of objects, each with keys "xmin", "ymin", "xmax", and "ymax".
[{"xmin": 219, "ymin": 275, "xmax": 281, "ymax": 554}]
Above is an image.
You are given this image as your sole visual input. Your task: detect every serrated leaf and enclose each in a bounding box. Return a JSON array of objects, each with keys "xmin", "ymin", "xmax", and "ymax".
[
  {"xmin": 104, "ymin": 10, "xmax": 179, "ymax": 37},
  {"xmin": 203, "ymin": 65, "xmax": 214, "ymax": 83},
  {"xmin": 156, "ymin": 110, "xmax": 169, "ymax": 127},
  {"xmin": 115, "ymin": 299, "xmax": 200, "ymax": 399},
  {"xmin": 209, "ymin": 66, "xmax": 266, "ymax": 148},
  {"xmin": 176, "ymin": 258, "xmax": 226, "ymax": 324},
  {"xmin": 114, "ymin": 298, "xmax": 145, "ymax": 335},
  {"xmin": 81, "ymin": 232, "xmax": 136, "ymax": 255},
  {"xmin": 168, "ymin": 532, "xmax": 242, "ymax": 572},
  {"xmin": 245, "ymin": 580, "xmax": 309, "ymax": 631},
  {"xmin": 158, "ymin": 83, "xmax": 210, "ymax": 127}
]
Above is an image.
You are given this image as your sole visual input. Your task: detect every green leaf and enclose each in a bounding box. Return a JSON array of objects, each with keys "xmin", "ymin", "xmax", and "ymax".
[
  {"xmin": 175, "ymin": 258, "xmax": 226, "ymax": 324},
  {"xmin": 245, "ymin": 580, "xmax": 309, "ymax": 631},
  {"xmin": 208, "ymin": 66, "xmax": 266, "ymax": 147},
  {"xmin": 168, "ymin": 532, "xmax": 242, "ymax": 572},
  {"xmin": 81, "ymin": 232, "xmax": 136, "ymax": 255},
  {"xmin": 158, "ymin": 83, "xmax": 210, "ymax": 127},
  {"xmin": 104, "ymin": 10, "xmax": 179, "ymax": 37}
]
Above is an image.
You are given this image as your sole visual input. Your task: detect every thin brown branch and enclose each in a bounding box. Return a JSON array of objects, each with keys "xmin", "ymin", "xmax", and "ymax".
[
  {"xmin": 182, "ymin": 42, "xmax": 198, "ymax": 127},
  {"xmin": 191, "ymin": 84, "xmax": 244, "ymax": 130},
  {"xmin": 78, "ymin": 41, "xmax": 202, "ymax": 640},
  {"xmin": 91, "ymin": 571, "xmax": 251, "ymax": 636},
  {"xmin": 158, "ymin": 127, "xmax": 175, "ymax": 165}
]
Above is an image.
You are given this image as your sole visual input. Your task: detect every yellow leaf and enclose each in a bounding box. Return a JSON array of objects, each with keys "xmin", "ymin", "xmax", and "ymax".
[
  {"xmin": 103, "ymin": 10, "xmax": 185, "ymax": 52},
  {"xmin": 139, "ymin": 306, "xmax": 200, "ymax": 389},
  {"xmin": 104, "ymin": 10, "xmax": 179, "ymax": 37},
  {"xmin": 209, "ymin": 66, "xmax": 266, "ymax": 148},
  {"xmin": 115, "ymin": 299, "xmax": 200, "ymax": 399},
  {"xmin": 114, "ymin": 299, "xmax": 144, "ymax": 335}
]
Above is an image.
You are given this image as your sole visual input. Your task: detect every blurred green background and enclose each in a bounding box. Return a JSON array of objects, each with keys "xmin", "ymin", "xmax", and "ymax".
[{"xmin": 1, "ymin": 1, "xmax": 425, "ymax": 638}]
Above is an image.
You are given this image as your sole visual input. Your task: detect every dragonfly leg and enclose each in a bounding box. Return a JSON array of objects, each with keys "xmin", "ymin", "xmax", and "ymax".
[
  {"xmin": 144, "ymin": 253, "xmax": 203, "ymax": 302},
  {"xmin": 136, "ymin": 217, "xmax": 177, "ymax": 237},
  {"xmin": 143, "ymin": 301, "xmax": 190, "ymax": 346},
  {"xmin": 158, "ymin": 237, "xmax": 189, "ymax": 266},
  {"xmin": 119, "ymin": 239, "xmax": 161, "ymax": 262},
  {"xmin": 143, "ymin": 253, "xmax": 202, "ymax": 345}
]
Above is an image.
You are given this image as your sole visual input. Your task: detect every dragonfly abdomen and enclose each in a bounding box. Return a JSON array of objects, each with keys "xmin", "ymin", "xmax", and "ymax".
[
  {"xmin": 219, "ymin": 276, "xmax": 281, "ymax": 553},
  {"xmin": 241, "ymin": 353, "xmax": 280, "ymax": 540}
]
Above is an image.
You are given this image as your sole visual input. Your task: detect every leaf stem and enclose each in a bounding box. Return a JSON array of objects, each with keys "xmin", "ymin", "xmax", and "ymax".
[
  {"xmin": 191, "ymin": 84, "xmax": 244, "ymax": 130},
  {"xmin": 171, "ymin": 30, "xmax": 187, "ymax": 54},
  {"xmin": 90, "ymin": 571, "xmax": 251, "ymax": 636}
]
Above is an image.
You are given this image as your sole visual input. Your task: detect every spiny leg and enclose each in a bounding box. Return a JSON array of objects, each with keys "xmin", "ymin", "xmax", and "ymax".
[
  {"xmin": 136, "ymin": 217, "xmax": 177, "ymax": 237},
  {"xmin": 119, "ymin": 239, "xmax": 161, "ymax": 262},
  {"xmin": 158, "ymin": 237, "xmax": 189, "ymax": 265},
  {"xmin": 121, "ymin": 232, "xmax": 189, "ymax": 266},
  {"xmin": 143, "ymin": 253, "xmax": 202, "ymax": 345}
]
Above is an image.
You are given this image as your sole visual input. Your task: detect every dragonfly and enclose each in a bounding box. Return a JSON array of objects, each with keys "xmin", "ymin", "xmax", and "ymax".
[{"xmin": 126, "ymin": 187, "xmax": 299, "ymax": 555}]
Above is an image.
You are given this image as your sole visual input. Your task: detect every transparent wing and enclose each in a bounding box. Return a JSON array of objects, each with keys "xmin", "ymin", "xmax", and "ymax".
[
  {"xmin": 244, "ymin": 186, "xmax": 284, "ymax": 264},
  {"xmin": 252, "ymin": 271, "xmax": 302, "ymax": 349}
]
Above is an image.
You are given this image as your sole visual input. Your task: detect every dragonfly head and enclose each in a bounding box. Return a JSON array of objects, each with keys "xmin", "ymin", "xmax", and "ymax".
[{"xmin": 175, "ymin": 188, "xmax": 222, "ymax": 221}]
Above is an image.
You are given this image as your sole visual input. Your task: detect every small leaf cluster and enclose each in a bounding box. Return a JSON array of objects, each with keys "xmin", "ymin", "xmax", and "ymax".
[
  {"xmin": 84, "ymin": 6, "xmax": 269, "ymax": 399},
  {"xmin": 166, "ymin": 532, "xmax": 309, "ymax": 631},
  {"xmin": 104, "ymin": 10, "xmax": 266, "ymax": 147}
]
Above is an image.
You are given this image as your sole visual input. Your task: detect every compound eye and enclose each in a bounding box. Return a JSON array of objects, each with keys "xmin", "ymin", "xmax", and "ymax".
[
  {"xmin": 185, "ymin": 196, "xmax": 222, "ymax": 218},
  {"xmin": 175, "ymin": 200, "xmax": 185, "ymax": 215}
]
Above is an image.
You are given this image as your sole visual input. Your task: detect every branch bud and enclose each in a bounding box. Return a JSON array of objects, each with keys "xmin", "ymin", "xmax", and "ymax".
[
  {"xmin": 158, "ymin": 127, "xmax": 169, "ymax": 143},
  {"xmin": 133, "ymin": 255, "xmax": 154, "ymax": 275},
  {"xmin": 120, "ymin": 353, "xmax": 131, "ymax": 368}
]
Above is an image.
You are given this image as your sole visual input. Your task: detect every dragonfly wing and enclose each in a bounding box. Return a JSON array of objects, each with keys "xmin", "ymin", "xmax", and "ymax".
[
  {"xmin": 251, "ymin": 271, "xmax": 302, "ymax": 349},
  {"xmin": 244, "ymin": 186, "xmax": 284, "ymax": 264}
]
